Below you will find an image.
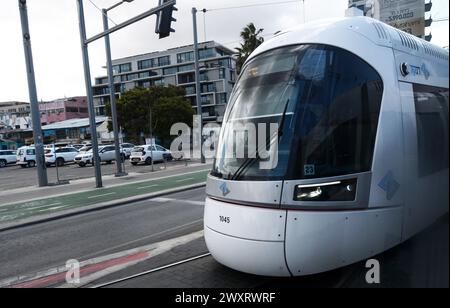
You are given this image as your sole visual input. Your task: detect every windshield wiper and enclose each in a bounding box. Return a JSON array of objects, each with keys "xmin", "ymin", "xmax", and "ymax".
[{"xmin": 230, "ymin": 99, "xmax": 290, "ymax": 181}]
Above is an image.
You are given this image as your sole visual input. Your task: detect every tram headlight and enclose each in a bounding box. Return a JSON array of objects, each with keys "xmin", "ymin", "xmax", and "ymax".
[{"xmin": 294, "ymin": 179, "xmax": 357, "ymax": 202}]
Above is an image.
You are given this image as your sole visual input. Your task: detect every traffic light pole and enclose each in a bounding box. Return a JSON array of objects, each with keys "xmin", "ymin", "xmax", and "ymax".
[
  {"xmin": 18, "ymin": 0, "xmax": 48, "ymax": 187},
  {"xmin": 76, "ymin": 0, "xmax": 176, "ymax": 188},
  {"xmin": 192, "ymin": 7, "xmax": 205, "ymax": 164},
  {"xmin": 102, "ymin": 9, "xmax": 126, "ymax": 177},
  {"xmin": 77, "ymin": 0, "xmax": 103, "ymax": 188}
]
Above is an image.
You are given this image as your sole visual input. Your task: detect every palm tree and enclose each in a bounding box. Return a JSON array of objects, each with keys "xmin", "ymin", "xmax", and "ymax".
[{"xmin": 236, "ymin": 23, "xmax": 264, "ymax": 74}]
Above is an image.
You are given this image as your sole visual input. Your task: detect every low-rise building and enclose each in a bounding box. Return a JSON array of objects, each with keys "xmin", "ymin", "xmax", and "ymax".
[
  {"xmin": 0, "ymin": 101, "xmax": 32, "ymax": 130},
  {"xmin": 39, "ymin": 96, "xmax": 89, "ymax": 125}
]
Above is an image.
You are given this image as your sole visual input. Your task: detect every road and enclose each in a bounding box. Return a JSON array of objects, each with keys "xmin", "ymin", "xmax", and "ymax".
[
  {"xmin": 0, "ymin": 187, "xmax": 447, "ymax": 288},
  {"xmin": 0, "ymin": 188, "xmax": 206, "ymax": 284},
  {"xmin": 0, "ymin": 159, "xmax": 189, "ymax": 191}
]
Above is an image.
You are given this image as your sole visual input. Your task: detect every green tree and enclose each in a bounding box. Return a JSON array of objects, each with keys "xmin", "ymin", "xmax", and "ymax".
[
  {"xmin": 106, "ymin": 85, "xmax": 194, "ymax": 146},
  {"xmin": 236, "ymin": 23, "xmax": 264, "ymax": 74}
]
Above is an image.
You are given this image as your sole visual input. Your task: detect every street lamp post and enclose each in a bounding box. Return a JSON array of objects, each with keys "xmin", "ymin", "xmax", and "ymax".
[
  {"xmin": 102, "ymin": 0, "xmax": 134, "ymax": 177},
  {"xmin": 77, "ymin": 0, "xmax": 103, "ymax": 188},
  {"xmin": 192, "ymin": 7, "xmax": 205, "ymax": 164},
  {"xmin": 18, "ymin": 0, "xmax": 48, "ymax": 187}
]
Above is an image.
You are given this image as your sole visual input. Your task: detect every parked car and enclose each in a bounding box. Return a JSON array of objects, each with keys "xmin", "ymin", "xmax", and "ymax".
[
  {"xmin": 74, "ymin": 145, "xmax": 124, "ymax": 167},
  {"xmin": 45, "ymin": 147, "xmax": 79, "ymax": 167},
  {"xmin": 71, "ymin": 144, "xmax": 85, "ymax": 150},
  {"xmin": 78, "ymin": 145, "xmax": 92, "ymax": 153},
  {"xmin": 129, "ymin": 145, "xmax": 172, "ymax": 166},
  {"xmin": 120, "ymin": 143, "xmax": 135, "ymax": 158},
  {"xmin": 16, "ymin": 146, "xmax": 36, "ymax": 168},
  {"xmin": 0, "ymin": 150, "xmax": 17, "ymax": 168}
]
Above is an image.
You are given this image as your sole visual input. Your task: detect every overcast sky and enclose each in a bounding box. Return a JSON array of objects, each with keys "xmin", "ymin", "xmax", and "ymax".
[{"xmin": 0, "ymin": 0, "xmax": 448, "ymax": 102}]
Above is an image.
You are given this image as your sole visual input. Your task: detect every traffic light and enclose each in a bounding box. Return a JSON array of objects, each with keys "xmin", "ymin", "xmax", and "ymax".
[
  {"xmin": 424, "ymin": 1, "xmax": 432, "ymax": 41},
  {"xmin": 155, "ymin": 0, "xmax": 177, "ymax": 39}
]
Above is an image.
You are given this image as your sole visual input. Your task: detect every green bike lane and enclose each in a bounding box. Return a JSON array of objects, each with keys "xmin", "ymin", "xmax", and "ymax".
[{"xmin": 0, "ymin": 169, "xmax": 210, "ymax": 224}]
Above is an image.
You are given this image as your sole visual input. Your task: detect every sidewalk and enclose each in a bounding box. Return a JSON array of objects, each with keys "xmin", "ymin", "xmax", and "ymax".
[{"xmin": 0, "ymin": 162, "xmax": 211, "ymax": 231}]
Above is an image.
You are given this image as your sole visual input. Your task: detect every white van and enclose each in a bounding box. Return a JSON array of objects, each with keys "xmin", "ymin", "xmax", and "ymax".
[{"xmin": 16, "ymin": 146, "xmax": 36, "ymax": 168}]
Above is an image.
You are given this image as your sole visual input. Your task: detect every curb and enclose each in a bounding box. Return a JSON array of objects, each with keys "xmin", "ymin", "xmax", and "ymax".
[{"xmin": 0, "ymin": 182, "xmax": 206, "ymax": 233}]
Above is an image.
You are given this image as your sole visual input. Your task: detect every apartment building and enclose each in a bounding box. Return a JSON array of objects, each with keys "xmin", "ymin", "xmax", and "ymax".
[{"xmin": 92, "ymin": 41, "xmax": 237, "ymax": 123}]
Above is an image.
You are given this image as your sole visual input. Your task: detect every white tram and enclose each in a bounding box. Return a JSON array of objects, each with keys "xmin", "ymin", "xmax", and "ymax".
[{"xmin": 203, "ymin": 17, "xmax": 449, "ymax": 276}]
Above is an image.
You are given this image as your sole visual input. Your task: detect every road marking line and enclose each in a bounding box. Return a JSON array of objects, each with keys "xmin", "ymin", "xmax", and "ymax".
[
  {"xmin": 38, "ymin": 205, "xmax": 67, "ymax": 212},
  {"xmin": 136, "ymin": 184, "xmax": 159, "ymax": 190},
  {"xmin": 42, "ymin": 202, "xmax": 62, "ymax": 208},
  {"xmin": 87, "ymin": 192, "xmax": 116, "ymax": 199},
  {"xmin": 175, "ymin": 177, "xmax": 194, "ymax": 183},
  {"xmin": 0, "ymin": 202, "xmax": 61, "ymax": 215}
]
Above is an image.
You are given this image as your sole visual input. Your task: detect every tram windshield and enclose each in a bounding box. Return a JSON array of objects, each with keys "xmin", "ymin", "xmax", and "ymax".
[{"xmin": 212, "ymin": 44, "xmax": 384, "ymax": 181}]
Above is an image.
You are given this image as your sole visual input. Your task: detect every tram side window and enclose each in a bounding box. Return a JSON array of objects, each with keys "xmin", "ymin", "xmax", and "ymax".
[{"xmin": 413, "ymin": 85, "xmax": 449, "ymax": 177}]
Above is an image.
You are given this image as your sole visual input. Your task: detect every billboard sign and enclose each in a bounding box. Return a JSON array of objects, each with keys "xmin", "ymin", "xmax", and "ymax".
[{"xmin": 374, "ymin": 0, "xmax": 425, "ymax": 37}]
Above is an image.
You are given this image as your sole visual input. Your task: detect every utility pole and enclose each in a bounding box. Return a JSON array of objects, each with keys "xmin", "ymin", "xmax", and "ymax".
[
  {"xmin": 76, "ymin": 0, "xmax": 177, "ymax": 188},
  {"xmin": 18, "ymin": 0, "xmax": 48, "ymax": 187},
  {"xmin": 192, "ymin": 7, "xmax": 205, "ymax": 164},
  {"xmin": 77, "ymin": 0, "xmax": 103, "ymax": 188},
  {"xmin": 149, "ymin": 102, "xmax": 154, "ymax": 172},
  {"xmin": 102, "ymin": 6, "xmax": 127, "ymax": 177}
]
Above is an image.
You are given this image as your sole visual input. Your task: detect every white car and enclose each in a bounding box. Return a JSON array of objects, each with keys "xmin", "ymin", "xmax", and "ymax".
[
  {"xmin": 0, "ymin": 150, "xmax": 17, "ymax": 168},
  {"xmin": 129, "ymin": 145, "xmax": 172, "ymax": 166},
  {"xmin": 16, "ymin": 146, "xmax": 36, "ymax": 168},
  {"xmin": 45, "ymin": 147, "xmax": 79, "ymax": 167},
  {"xmin": 74, "ymin": 145, "xmax": 124, "ymax": 167}
]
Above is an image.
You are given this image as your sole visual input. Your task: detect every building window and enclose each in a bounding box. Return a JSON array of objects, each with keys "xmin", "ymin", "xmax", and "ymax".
[
  {"xmin": 219, "ymin": 58, "xmax": 231, "ymax": 68},
  {"xmin": 126, "ymin": 73, "xmax": 139, "ymax": 81},
  {"xmin": 153, "ymin": 78, "xmax": 164, "ymax": 86},
  {"xmin": 178, "ymin": 73, "xmax": 195, "ymax": 84},
  {"xmin": 66, "ymin": 107, "xmax": 79, "ymax": 113},
  {"xmin": 158, "ymin": 56, "xmax": 171, "ymax": 66},
  {"xmin": 137, "ymin": 80, "xmax": 151, "ymax": 88},
  {"xmin": 163, "ymin": 67, "xmax": 178, "ymax": 75},
  {"xmin": 219, "ymin": 68, "xmax": 226, "ymax": 79},
  {"xmin": 199, "ymin": 48, "xmax": 215, "ymax": 60},
  {"xmin": 230, "ymin": 70, "xmax": 236, "ymax": 82},
  {"xmin": 138, "ymin": 59, "xmax": 155, "ymax": 70},
  {"xmin": 199, "ymin": 72, "xmax": 209, "ymax": 81},
  {"xmin": 93, "ymin": 86, "xmax": 109, "ymax": 96},
  {"xmin": 201, "ymin": 94, "xmax": 214, "ymax": 105},
  {"xmin": 184, "ymin": 85, "xmax": 196, "ymax": 95},
  {"xmin": 113, "ymin": 63, "xmax": 132, "ymax": 73},
  {"xmin": 201, "ymin": 83, "xmax": 216, "ymax": 93},
  {"xmin": 177, "ymin": 51, "xmax": 194, "ymax": 63},
  {"xmin": 96, "ymin": 77, "xmax": 108, "ymax": 85},
  {"xmin": 217, "ymin": 93, "xmax": 227, "ymax": 104},
  {"xmin": 178, "ymin": 64, "xmax": 195, "ymax": 72},
  {"xmin": 413, "ymin": 84, "xmax": 449, "ymax": 177}
]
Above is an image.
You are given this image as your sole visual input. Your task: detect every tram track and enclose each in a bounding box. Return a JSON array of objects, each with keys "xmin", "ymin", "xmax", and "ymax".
[{"xmin": 89, "ymin": 253, "xmax": 212, "ymax": 288}]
